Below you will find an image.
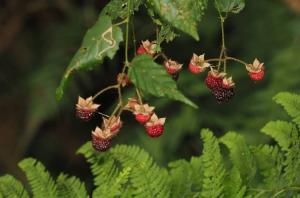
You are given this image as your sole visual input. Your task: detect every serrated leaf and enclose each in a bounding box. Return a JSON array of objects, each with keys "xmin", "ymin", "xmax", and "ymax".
[
  {"xmin": 0, "ymin": 175, "xmax": 29, "ymax": 198},
  {"xmin": 273, "ymin": 92, "xmax": 300, "ymax": 128},
  {"xmin": 215, "ymin": 0, "xmax": 245, "ymax": 14},
  {"xmin": 56, "ymin": 15, "xmax": 123, "ymax": 100},
  {"xmin": 56, "ymin": 174, "xmax": 89, "ymax": 198},
  {"xmin": 147, "ymin": 0, "xmax": 207, "ymax": 40},
  {"xmin": 128, "ymin": 55, "xmax": 198, "ymax": 108},
  {"xmin": 102, "ymin": 0, "xmax": 144, "ymax": 20}
]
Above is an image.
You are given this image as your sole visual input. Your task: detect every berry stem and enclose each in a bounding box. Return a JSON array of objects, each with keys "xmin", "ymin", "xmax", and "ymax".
[
  {"xmin": 135, "ymin": 88, "xmax": 143, "ymax": 104},
  {"xmin": 124, "ymin": 0, "xmax": 131, "ymax": 65},
  {"xmin": 113, "ymin": 19, "xmax": 128, "ymax": 27},
  {"xmin": 92, "ymin": 84, "xmax": 119, "ymax": 100},
  {"xmin": 131, "ymin": 17, "xmax": 137, "ymax": 56},
  {"xmin": 206, "ymin": 57, "xmax": 248, "ymax": 67}
]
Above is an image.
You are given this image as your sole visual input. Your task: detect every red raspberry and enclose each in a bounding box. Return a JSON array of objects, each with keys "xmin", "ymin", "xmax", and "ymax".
[
  {"xmin": 146, "ymin": 125, "xmax": 164, "ymax": 137},
  {"xmin": 76, "ymin": 96, "xmax": 100, "ymax": 121},
  {"xmin": 135, "ymin": 114, "xmax": 151, "ymax": 124},
  {"xmin": 91, "ymin": 131, "xmax": 112, "ymax": 152},
  {"xmin": 189, "ymin": 63, "xmax": 205, "ymax": 74},
  {"xmin": 164, "ymin": 59, "xmax": 183, "ymax": 75},
  {"xmin": 205, "ymin": 73, "xmax": 223, "ymax": 90},
  {"xmin": 137, "ymin": 45, "xmax": 147, "ymax": 55},
  {"xmin": 145, "ymin": 114, "xmax": 166, "ymax": 138},
  {"xmin": 249, "ymin": 70, "xmax": 265, "ymax": 81}
]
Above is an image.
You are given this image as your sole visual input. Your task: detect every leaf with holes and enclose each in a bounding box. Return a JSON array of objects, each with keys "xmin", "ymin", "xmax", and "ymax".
[
  {"xmin": 56, "ymin": 14, "xmax": 123, "ymax": 100},
  {"xmin": 147, "ymin": 0, "xmax": 207, "ymax": 40},
  {"xmin": 215, "ymin": 0, "xmax": 245, "ymax": 14},
  {"xmin": 128, "ymin": 55, "xmax": 198, "ymax": 108}
]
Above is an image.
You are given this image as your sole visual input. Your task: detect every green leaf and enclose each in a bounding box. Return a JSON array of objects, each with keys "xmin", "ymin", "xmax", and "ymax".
[
  {"xmin": 215, "ymin": 0, "xmax": 245, "ymax": 14},
  {"xmin": 273, "ymin": 92, "xmax": 300, "ymax": 128},
  {"xmin": 102, "ymin": 0, "xmax": 144, "ymax": 20},
  {"xmin": 261, "ymin": 121, "xmax": 296, "ymax": 151},
  {"xmin": 0, "ymin": 175, "xmax": 29, "ymax": 198},
  {"xmin": 200, "ymin": 129, "xmax": 226, "ymax": 198},
  {"xmin": 128, "ymin": 55, "xmax": 198, "ymax": 108},
  {"xmin": 223, "ymin": 167, "xmax": 246, "ymax": 198},
  {"xmin": 147, "ymin": 0, "xmax": 207, "ymax": 40},
  {"xmin": 220, "ymin": 132, "xmax": 256, "ymax": 183},
  {"xmin": 56, "ymin": 174, "xmax": 89, "ymax": 198},
  {"xmin": 56, "ymin": 15, "xmax": 123, "ymax": 100},
  {"xmin": 18, "ymin": 158, "xmax": 58, "ymax": 198}
]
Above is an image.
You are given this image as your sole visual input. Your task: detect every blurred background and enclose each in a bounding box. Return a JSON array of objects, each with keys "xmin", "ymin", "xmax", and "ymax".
[{"xmin": 0, "ymin": 0, "xmax": 300, "ymax": 191}]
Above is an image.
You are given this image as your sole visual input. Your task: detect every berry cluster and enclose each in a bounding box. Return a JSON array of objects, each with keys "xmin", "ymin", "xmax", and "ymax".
[{"xmin": 75, "ymin": 38, "xmax": 265, "ymax": 152}]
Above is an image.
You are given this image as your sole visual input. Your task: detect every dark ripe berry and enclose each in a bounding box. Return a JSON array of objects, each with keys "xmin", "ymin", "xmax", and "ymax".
[
  {"xmin": 146, "ymin": 125, "xmax": 164, "ymax": 137},
  {"xmin": 92, "ymin": 135, "xmax": 112, "ymax": 152},
  {"xmin": 76, "ymin": 109, "xmax": 95, "ymax": 121},
  {"xmin": 205, "ymin": 74, "xmax": 223, "ymax": 90},
  {"xmin": 212, "ymin": 87, "xmax": 235, "ymax": 104},
  {"xmin": 172, "ymin": 72, "xmax": 179, "ymax": 81},
  {"xmin": 249, "ymin": 70, "xmax": 265, "ymax": 81}
]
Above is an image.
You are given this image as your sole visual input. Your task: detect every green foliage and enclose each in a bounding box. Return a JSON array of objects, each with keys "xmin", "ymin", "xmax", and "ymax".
[
  {"xmin": 102, "ymin": 0, "xmax": 144, "ymax": 20},
  {"xmin": 274, "ymin": 92, "xmax": 300, "ymax": 129},
  {"xmin": 56, "ymin": 14, "xmax": 123, "ymax": 100},
  {"xmin": 18, "ymin": 158, "xmax": 58, "ymax": 198},
  {"xmin": 128, "ymin": 55, "xmax": 198, "ymax": 108},
  {"xmin": 215, "ymin": 0, "xmax": 245, "ymax": 14},
  {"xmin": 201, "ymin": 129, "xmax": 226, "ymax": 198},
  {"xmin": 2, "ymin": 91, "xmax": 300, "ymax": 198},
  {"xmin": 0, "ymin": 175, "xmax": 29, "ymax": 198},
  {"xmin": 147, "ymin": 0, "xmax": 207, "ymax": 40}
]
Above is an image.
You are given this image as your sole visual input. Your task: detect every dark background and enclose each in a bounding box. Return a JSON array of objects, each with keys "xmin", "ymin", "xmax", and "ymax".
[{"xmin": 0, "ymin": 0, "xmax": 300, "ymax": 190}]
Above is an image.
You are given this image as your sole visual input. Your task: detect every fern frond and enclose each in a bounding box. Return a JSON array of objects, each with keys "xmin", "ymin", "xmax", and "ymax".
[
  {"xmin": 274, "ymin": 92, "xmax": 300, "ymax": 128},
  {"xmin": 56, "ymin": 174, "xmax": 89, "ymax": 198},
  {"xmin": 223, "ymin": 167, "xmax": 246, "ymax": 198},
  {"xmin": 92, "ymin": 167, "xmax": 131, "ymax": 198},
  {"xmin": 18, "ymin": 158, "xmax": 57, "ymax": 198},
  {"xmin": 168, "ymin": 160, "xmax": 193, "ymax": 197},
  {"xmin": 252, "ymin": 145, "xmax": 283, "ymax": 189},
  {"xmin": 261, "ymin": 121, "xmax": 300, "ymax": 185},
  {"xmin": 0, "ymin": 175, "xmax": 29, "ymax": 198},
  {"xmin": 261, "ymin": 121, "xmax": 295, "ymax": 151},
  {"xmin": 200, "ymin": 129, "xmax": 226, "ymax": 198},
  {"xmin": 220, "ymin": 132, "xmax": 256, "ymax": 183},
  {"xmin": 189, "ymin": 156, "xmax": 203, "ymax": 192},
  {"xmin": 109, "ymin": 145, "xmax": 171, "ymax": 198},
  {"xmin": 77, "ymin": 142, "xmax": 120, "ymax": 187}
]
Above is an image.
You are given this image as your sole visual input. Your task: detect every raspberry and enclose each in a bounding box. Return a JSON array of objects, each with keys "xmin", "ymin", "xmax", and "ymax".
[
  {"xmin": 91, "ymin": 134, "xmax": 112, "ymax": 152},
  {"xmin": 205, "ymin": 74, "xmax": 223, "ymax": 90},
  {"xmin": 137, "ymin": 45, "xmax": 147, "ymax": 55},
  {"xmin": 146, "ymin": 125, "xmax": 164, "ymax": 137},
  {"xmin": 188, "ymin": 54, "xmax": 210, "ymax": 74},
  {"xmin": 135, "ymin": 114, "xmax": 151, "ymax": 124},
  {"xmin": 164, "ymin": 59, "xmax": 183, "ymax": 75},
  {"xmin": 145, "ymin": 114, "xmax": 166, "ymax": 138},
  {"xmin": 76, "ymin": 96, "xmax": 100, "ymax": 121},
  {"xmin": 212, "ymin": 87, "xmax": 235, "ymax": 104},
  {"xmin": 249, "ymin": 70, "xmax": 265, "ymax": 81}
]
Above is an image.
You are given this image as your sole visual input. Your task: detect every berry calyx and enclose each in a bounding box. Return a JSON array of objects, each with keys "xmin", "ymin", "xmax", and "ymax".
[
  {"xmin": 222, "ymin": 76, "xmax": 235, "ymax": 89},
  {"xmin": 145, "ymin": 114, "xmax": 166, "ymax": 137},
  {"xmin": 133, "ymin": 104, "xmax": 155, "ymax": 124},
  {"xmin": 246, "ymin": 58, "xmax": 265, "ymax": 81},
  {"xmin": 205, "ymin": 70, "xmax": 226, "ymax": 90},
  {"xmin": 164, "ymin": 59, "xmax": 183, "ymax": 75},
  {"xmin": 137, "ymin": 40, "xmax": 157, "ymax": 56},
  {"xmin": 125, "ymin": 98, "xmax": 139, "ymax": 110},
  {"xmin": 102, "ymin": 116, "xmax": 122, "ymax": 135},
  {"xmin": 189, "ymin": 53, "xmax": 210, "ymax": 74},
  {"xmin": 76, "ymin": 96, "xmax": 100, "ymax": 121},
  {"xmin": 117, "ymin": 73, "xmax": 130, "ymax": 87},
  {"xmin": 91, "ymin": 127, "xmax": 113, "ymax": 152}
]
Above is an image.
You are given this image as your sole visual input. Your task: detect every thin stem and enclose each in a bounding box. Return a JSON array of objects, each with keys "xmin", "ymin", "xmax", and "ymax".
[
  {"xmin": 272, "ymin": 186, "xmax": 300, "ymax": 198},
  {"xmin": 226, "ymin": 57, "xmax": 248, "ymax": 66},
  {"xmin": 97, "ymin": 112, "xmax": 110, "ymax": 118},
  {"xmin": 92, "ymin": 84, "xmax": 119, "ymax": 100},
  {"xmin": 206, "ymin": 57, "xmax": 248, "ymax": 66},
  {"xmin": 131, "ymin": 17, "xmax": 137, "ymax": 56},
  {"xmin": 125, "ymin": 0, "xmax": 131, "ymax": 65},
  {"xmin": 135, "ymin": 88, "xmax": 143, "ymax": 104}
]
